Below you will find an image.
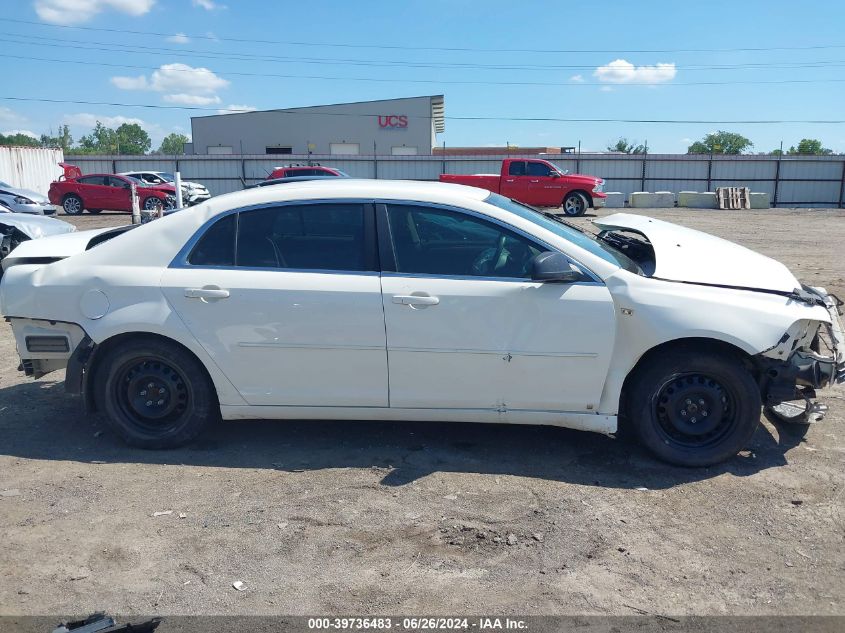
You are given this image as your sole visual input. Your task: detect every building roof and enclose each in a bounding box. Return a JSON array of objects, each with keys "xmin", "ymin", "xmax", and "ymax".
[{"xmin": 192, "ymin": 95, "xmax": 446, "ymax": 133}]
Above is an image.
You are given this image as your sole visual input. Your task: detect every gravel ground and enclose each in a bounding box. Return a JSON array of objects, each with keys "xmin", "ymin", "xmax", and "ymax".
[{"xmin": 0, "ymin": 206, "xmax": 843, "ymax": 617}]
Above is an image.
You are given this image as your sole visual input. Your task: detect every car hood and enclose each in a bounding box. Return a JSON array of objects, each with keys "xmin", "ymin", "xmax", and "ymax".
[
  {"xmin": 593, "ymin": 213, "xmax": 801, "ymax": 293},
  {"xmin": 0, "ymin": 213, "xmax": 76, "ymax": 240},
  {"xmin": 0, "ymin": 185, "xmax": 50, "ymax": 204}
]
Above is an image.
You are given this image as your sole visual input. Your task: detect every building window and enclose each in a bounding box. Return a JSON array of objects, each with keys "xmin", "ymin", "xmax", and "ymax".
[
  {"xmin": 391, "ymin": 146, "xmax": 418, "ymax": 156},
  {"xmin": 266, "ymin": 146, "xmax": 293, "ymax": 155},
  {"xmin": 330, "ymin": 143, "xmax": 360, "ymax": 155}
]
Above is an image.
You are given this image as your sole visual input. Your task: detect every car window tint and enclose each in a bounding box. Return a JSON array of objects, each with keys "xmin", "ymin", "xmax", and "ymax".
[
  {"xmin": 188, "ymin": 213, "xmax": 236, "ymax": 266},
  {"xmin": 508, "ymin": 161, "xmax": 526, "ymax": 176},
  {"xmin": 78, "ymin": 176, "xmax": 106, "ymax": 185},
  {"xmin": 107, "ymin": 176, "xmax": 128, "ymax": 188},
  {"xmin": 527, "ymin": 162, "xmax": 553, "ymax": 177},
  {"xmin": 387, "ymin": 205, "xmax": 542, "ymax": 279},
  {"xmin": 236, "ymin": 204, "xmax": 366, "ymax": 271}
]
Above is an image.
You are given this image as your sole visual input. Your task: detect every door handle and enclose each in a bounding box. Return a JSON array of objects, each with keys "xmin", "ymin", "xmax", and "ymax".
[
  {"xmin": 530, "ymin": 179, "xmax": 540, "ymax": 183},
  {"xmin": 185, "ymin": 286, "xmax": 230, "ymax": 301},
  {"xmin": 393, "ymin": 294, "xmax": 440, "ymax": 307},
  {"xmin": 505, "ymin": 179, "xmax": 515, "ymax": 183}
]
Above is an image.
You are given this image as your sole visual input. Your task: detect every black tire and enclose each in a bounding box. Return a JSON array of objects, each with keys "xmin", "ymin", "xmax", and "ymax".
[
  {"xmin": 626, "ymin": 348, "xmax": 761, "ymax": 466},
  {"xmin": 143, "ymin": 196, "xmax": 162, "ymax": 211},
  {"xmin": 562, "ymin": 192, "xmax": 588, "ymax": 216},
  {"xmin": 87, "ymin": 208, "xmax": 103, "ymax": 214},
  {"xmin": 62, "ymin": 194, "xmax": 84, "ymax": 215},
  {"xmin": 96, "ymin": 338, "xmax": 219, "ymax": 449}
]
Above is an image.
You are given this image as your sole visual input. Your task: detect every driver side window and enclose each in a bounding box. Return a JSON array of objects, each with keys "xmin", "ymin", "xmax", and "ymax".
[{"xmin": 386, "ymin": 205, "xmax": 542, "ymax": 279}]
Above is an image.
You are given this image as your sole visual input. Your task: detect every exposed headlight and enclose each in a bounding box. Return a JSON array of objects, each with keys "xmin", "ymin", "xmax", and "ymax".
[
  {"xmin": 14, "ymin": 196, "xmax": 35, "ymax": 204},
  {"xmin": 592, "ymin": 179, "xmax": 604, "ymax": 193}
]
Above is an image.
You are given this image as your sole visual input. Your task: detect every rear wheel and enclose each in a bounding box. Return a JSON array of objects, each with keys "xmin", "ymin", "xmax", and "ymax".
[
  {"xmin": 626, "ymin": 348, "xmax": 761, "ymax": 466},
  {"xmin": 97, "ymin": 338, "xmax": 219, "ymax": 449},
  {"xmin": 62, "ymin": 194, "xmax": 83, "ymax": 215},
  {"xmin": 562, "ymin": 192, "xmax": 588, "ymax": 216}
]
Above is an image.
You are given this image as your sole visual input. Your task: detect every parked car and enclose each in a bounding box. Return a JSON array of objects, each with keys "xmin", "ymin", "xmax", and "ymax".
[
  {"xmin": 49, "ymin": 168, "xmax": 177, "ymax": 215},
  {"xmin": 439, "ymin": 158, "xmax": 606, "ymax": 216},
  {"xmin": 119, "ymin": 171, "xmax": 211, "ymax": 206},
  {"xmin": 1, "ymin": 180, "xmax": 842, "ymax": 466},
  {"xmin": 0, "ymin": 181, "xmax": 56, "ymax": 215},
  {"xmin": 248, "ymin": 175, "xmax": 349, "ymax": 189},
  {"xmin": 266, "ymin": 165, "xmax": 349, "ymax": 180},
  {"xmin": 0, "ymin": 208, "xmax": 76, "ymax": 272}
]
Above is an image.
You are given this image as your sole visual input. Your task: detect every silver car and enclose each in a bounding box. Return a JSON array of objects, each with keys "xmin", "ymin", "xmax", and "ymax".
[
  {"xmin": 0, "ymin": 181, "xmax": 56, "ymax": 215},
  {"xmin": 119, "ymin": 171, "xmax": 211, "ymax": 206}
]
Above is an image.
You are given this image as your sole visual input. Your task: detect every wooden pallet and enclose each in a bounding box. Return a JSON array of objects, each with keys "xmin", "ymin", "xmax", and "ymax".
[{"xmin": 716, "ymin": 186, "xmax": 751, "ymax": 210}]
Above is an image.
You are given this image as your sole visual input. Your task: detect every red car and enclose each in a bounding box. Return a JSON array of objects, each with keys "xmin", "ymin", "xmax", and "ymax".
[
  {"xmin": 49, "ymin": 164, "xmax": 177, "ymax": 216},
  {"xmin": 266, "ymin": 165, "xmax": 349, "ymax": 180},
  {"xmin": 439, "ymin": 158, "xmax": 606, "ymax": 216}
]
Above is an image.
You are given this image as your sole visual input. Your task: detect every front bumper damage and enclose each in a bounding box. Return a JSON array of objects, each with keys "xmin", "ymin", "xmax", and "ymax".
[{"xmin": 758, "ymin": 286, "xmax": 845, "ymax": 421}]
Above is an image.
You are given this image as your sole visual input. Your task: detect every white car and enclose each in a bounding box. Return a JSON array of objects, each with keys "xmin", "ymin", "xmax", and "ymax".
[
  {"xmin": 119, "ymin": 171, "xmax": 211, "ymax": 206},
  {"xmin": 0, "ymin": 180, "xmax": 842, "ymax": 466},
  {"xmin": 0, "ymin": 210, "xmax": 76, "ymax": 269},
  {"xmin": 0, "ymin": 180, "xmax": 56, "ymax": 215}
]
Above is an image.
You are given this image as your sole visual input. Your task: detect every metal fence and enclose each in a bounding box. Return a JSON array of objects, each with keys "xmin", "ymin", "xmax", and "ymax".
[{"xmin": 66, "ymin": 152, "xmax": 845, "ymax": 208}]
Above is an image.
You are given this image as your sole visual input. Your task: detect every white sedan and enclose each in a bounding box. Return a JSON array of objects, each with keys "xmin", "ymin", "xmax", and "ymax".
[{"xmin": 1, "ymin": 180, "xmax": 842, "ymax": 466}]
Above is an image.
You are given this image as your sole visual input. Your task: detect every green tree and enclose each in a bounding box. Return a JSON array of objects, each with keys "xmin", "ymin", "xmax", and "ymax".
[
  {"xmin": 787, "ymin": 138, "xmax": 832, "ymax": 155},
  {"xmin": 0, "ymin": 132, "xmax": 41, "ymax": 147},
  {"xmin": 158, "ymin": 133, "xmax": 190, "ymax": 155},
  {"xmin": 39, "ymin": 125, "xmax": 73, "ymax": 152},
  {"xmin": 687, "ymin": 131, "xmax": 753, "ymax": 155},
  {"xmin": 77, "ymin": 121, "xmax": 118, "ymax": 154},
  {"xmin": 770, "ymin": 148, "xmax": 784, "ymax": 156},
  {"xmin": 606, "ymin": 137, "xmax": 646, "ymax": 154},
  {"xmin": 115, "ymin": 123, "xmax": 151, "ymax": 155}
]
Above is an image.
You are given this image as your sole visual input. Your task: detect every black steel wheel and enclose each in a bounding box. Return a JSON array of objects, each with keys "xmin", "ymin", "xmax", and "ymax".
[
  {"xmin": 626, "ymin": 347, "xmax": 761, "ymax": 466},
  {"xmin": 97, "ymin": 338, "xmax": 219, "ymax": 449}
]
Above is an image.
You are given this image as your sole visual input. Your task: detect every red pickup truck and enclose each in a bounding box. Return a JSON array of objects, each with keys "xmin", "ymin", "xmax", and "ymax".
[{"xmin": 440, "ymin": 158, "xmax": 606, "ymax": 216}]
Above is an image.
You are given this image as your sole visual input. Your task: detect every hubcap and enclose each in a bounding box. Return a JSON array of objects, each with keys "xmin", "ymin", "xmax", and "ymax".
[
  {"xmin": 144, "ymin": 198, "xmax": 162, "ymax": 210},
  {"xmin": 564, "ymin": 196, "xmax": 583, "ymax": 215},
  {"xmin": 116, "ymin": 358, "xmax": 189, "ymax": 431},
  {"xmin": 654, "ymin": 373, "xmax": 734, "ymax": 446},
  {"xmin": 64, "ymin": 197, "xmax": 80, "ymax": 213}
]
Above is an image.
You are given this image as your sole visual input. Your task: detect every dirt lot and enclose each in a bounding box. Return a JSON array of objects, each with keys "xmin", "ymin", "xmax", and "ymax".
[{"xmin": 0, "ymin": 206, "xmax": 843, "ymax": 617}]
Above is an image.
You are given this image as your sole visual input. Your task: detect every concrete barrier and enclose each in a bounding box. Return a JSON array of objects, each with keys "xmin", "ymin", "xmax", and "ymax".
[
  {"xmin": 677, "ymin": 191, "xmax": 718, "ymax": 209},
  {"xmin": 750, "ymin": 192, "xmax": 771, "ymax": 209},
  {"xmin": 604, "ymin": 192, "xmax": 625, "ymax": 208},
  {"xmin": 629, "ymin": 191, "xmax": 675, "ymax": 208}
]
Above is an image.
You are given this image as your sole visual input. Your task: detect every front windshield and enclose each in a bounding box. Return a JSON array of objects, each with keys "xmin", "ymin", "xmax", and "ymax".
[
  {"xmin": 158, "ymin": 173, "xmax": 176, "ymax": 181},
  {"xmin": 547, "ymin": 162, "xmax": 569, "ymax": 175},
  {"xmin": 484, "ymin": 193, "xmax": 640, "ymax": 273},
  {"xmin": 333, "ymin": 169, "xmax": 350, "ymax": 177}
]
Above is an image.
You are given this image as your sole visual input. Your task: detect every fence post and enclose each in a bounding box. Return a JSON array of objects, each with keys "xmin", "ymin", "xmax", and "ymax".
[
  {"xmin": 441, "ymin": 141, "xmax": 446, "ymax": 175},
  {"xmin": 706, "ymin": 155, "xmax": 713, "ymax": 192},
  {"xmin": 373, "ymin": 141, "xmax": 378, "ymax": 180},
  {"xmin": 241, "ymin": 156, "xmax": 246, "ymax": 188},
  {"xmin": 640, "ymin": 152, "xmax": 647, "ymax": 191},
  {"xmin": 839, "ymin": 159, "xmax": 845, "ymax": 209},
  {"xmin": 773, "ymin": 153, "xmax": 782, "ymax": 207}
]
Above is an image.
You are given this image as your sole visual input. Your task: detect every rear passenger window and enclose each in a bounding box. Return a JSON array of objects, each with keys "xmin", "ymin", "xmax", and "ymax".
[
  {"xmin": 78, "ymin": 176, "xmax": 106, "ymax": 185},
  {"xmin": 508, "ymin": 161, "xmax": 526, "ymax": 176},
  {"xmin": 188, "ymin": 214, "xmax": 236, "ymax": 266},
  {"xmin": 236, "ymin": 204, "xmax": 367, "ymax": 271}
]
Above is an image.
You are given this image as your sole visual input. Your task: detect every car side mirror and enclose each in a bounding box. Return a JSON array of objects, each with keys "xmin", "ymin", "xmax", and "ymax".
[{"xmin": 530, "ymin": 251, "xmax": 584, "ymax": 283}]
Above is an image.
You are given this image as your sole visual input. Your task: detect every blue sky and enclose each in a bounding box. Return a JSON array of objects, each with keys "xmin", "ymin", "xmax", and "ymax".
[{"xmin": 2, "ymin": 0, "xmax": 845, "ymax": 153}]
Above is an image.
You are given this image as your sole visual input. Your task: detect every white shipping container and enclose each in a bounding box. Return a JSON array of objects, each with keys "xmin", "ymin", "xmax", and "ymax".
[{"xmin": 0, "ymin": 146, "xmax": 64, "ymax": 196}]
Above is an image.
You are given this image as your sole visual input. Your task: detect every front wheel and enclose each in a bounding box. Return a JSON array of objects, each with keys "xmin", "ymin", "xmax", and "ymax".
[
  {"xmin": 143, "ymin": 196, "xmax": 163, "ymax": 211},
  {"xmin": 97, "ymin": 338, "xmax": 219, "ymax": 449},
  {"xmin": 626, "ymin": 349, "xmax": 761, "ymax": 466},
  {"xmin": 562, "ymin": 192, "xmax": 588, "ymax": 216}
]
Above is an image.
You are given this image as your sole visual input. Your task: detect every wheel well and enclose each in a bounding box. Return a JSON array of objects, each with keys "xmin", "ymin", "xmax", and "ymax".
[
  {"xmin": 565, "ymin": 189, "xmax": 593, "ymax": 206},
  {"xmin": 62, "ymin": 192, "xmax": 80, "ymax": 201},
  {"xmin": 85, "ymin": 332, "xmax": 217, "ymax": 412},
  {"xmin": 619, "ymin": 337, "xmax": 759, "ymax": 420}
]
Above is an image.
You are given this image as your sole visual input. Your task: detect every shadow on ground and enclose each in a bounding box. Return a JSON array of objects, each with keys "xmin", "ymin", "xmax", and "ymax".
[{"xmin": 0, "ymin": 380, "xmax": 807, "ymax": 490}]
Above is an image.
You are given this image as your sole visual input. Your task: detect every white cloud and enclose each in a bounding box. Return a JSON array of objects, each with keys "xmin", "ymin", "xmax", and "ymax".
[
  {"xmin": 0, "ymin": 107, "xmax": 25, "ymax": 123},
  {"xmin": 166, "ymin": 32, "xmax": 190, "ymax": 44},
  {"xmin": 192, "ymin": 0, "xmax": 224, "ymax": 9},
  {"xmin": 594, "ymin": 59, "xmax": 676, "ymax": 84},
  {"xmin": 35, "ymin": 0, "xmax": 156, "ymax": 25},
  {"xmin": 217, "ymin": 104, "xmax": 257, "ymax": 114},
  {"xmin": 62, "ymin": 113, "xmax": 147, "ymax": 128},
  {"xmin": 112, "ymin": 63, "xmax": 229, "ymax": 95},
  {"xmin": 164, "ymin": 94, "xmax": 221, "ymax": 106},
  {"xmin": 3, "ymin": 129, "xmax": 39, "ymax": 139},
  {"xmin": 570, "ymin": 74, "xmax": 584, "ymax": 82}
]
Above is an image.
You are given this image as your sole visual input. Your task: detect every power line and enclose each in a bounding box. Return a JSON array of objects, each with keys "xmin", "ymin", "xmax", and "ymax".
[
  {"xmin": 3, "ymin": 17, "xmax": 845, "ymax": 55},
  {"xmin": 4, "ymin": 31, "xmax": 845, "ymax": 72},
  {"xmin": 4, "ymin": 53, "xmax": 845, "ymax": 88},
  {"xmin": 3, "ymin": 96, "xmax": 843, "ymax": 124}
]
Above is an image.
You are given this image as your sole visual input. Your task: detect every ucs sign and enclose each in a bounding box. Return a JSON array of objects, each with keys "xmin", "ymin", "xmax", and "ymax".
[{"xmin": 378, "ymin": 115, "xmax": 408, "ymax": 129}]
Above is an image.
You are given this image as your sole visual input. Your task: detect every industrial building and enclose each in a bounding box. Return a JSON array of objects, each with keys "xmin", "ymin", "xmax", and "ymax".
[{"xmin": 188, "ymin": 95, "xmax": 445, "ymax": 156}]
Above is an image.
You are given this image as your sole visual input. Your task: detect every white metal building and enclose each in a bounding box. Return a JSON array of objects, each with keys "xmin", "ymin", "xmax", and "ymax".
[{"xmin": 189, "ymin": 95, "xmax": 445, "ymax": 156}]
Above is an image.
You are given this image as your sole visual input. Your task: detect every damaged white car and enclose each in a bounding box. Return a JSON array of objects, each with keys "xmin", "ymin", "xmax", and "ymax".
[
  {"xmin": 1, "ymin": 180, "xmax": 842, "ymax": 466},
  {"xmin": 0, "ymin": 210, "xmax": 76, "ymax": 270}
]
